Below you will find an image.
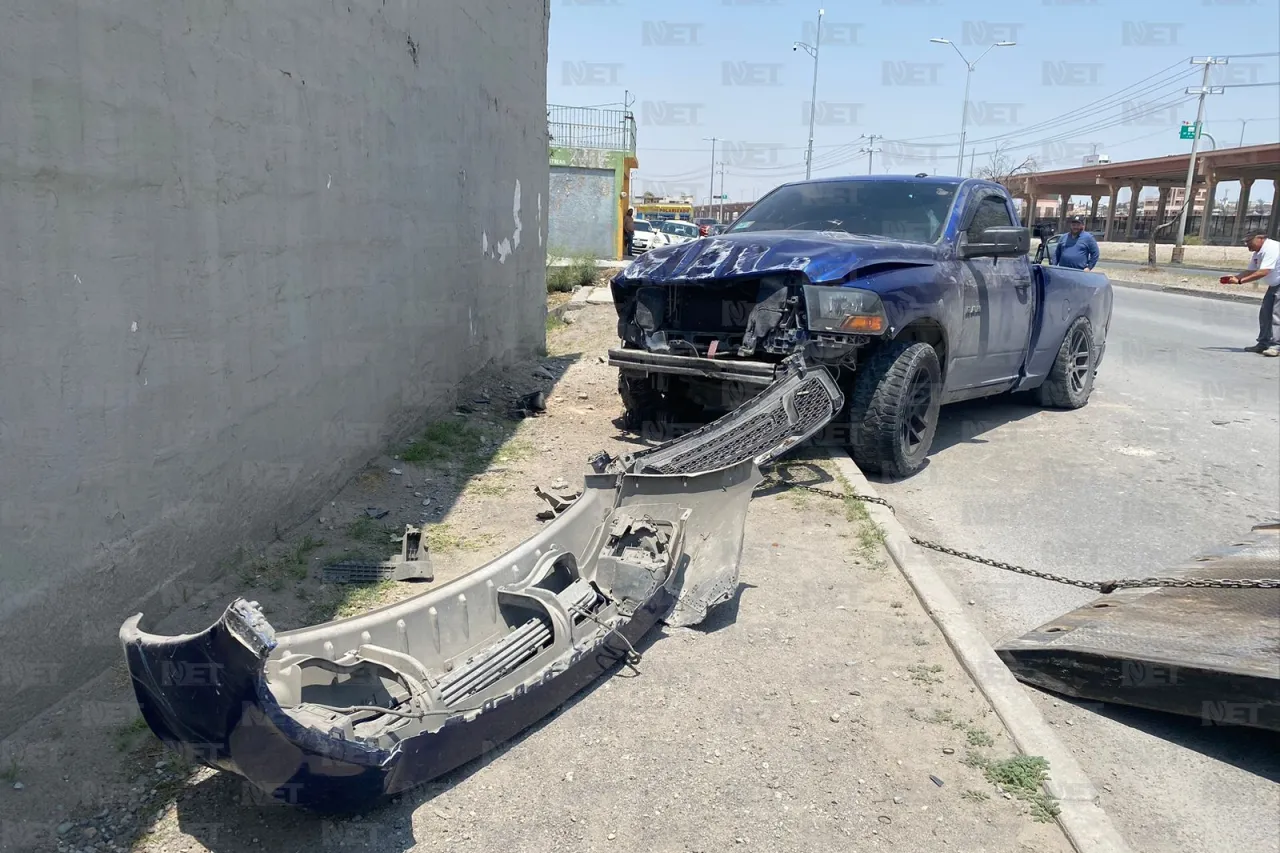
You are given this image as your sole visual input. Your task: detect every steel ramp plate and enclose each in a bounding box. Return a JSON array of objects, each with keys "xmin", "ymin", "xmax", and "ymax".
[{"xmin": 995, "ymin": 523, "xmax": 1280, "ymax": 731}]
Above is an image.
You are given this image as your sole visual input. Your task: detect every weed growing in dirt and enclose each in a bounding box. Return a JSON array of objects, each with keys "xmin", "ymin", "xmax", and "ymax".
[
  {"xmin": 468, "ymin": 477, "xmax": 510, "ymax": 497},
  {"xmin": 0, "ymin": 758, "xmax": 20, "ymax": 784},
  {"xmin": 400, "ymin": 418, "xmax": 532, "ymax": 479},
  {"xmin": 908, "ymin": 663, "xmax": 944, "ymax": 685},
  {"xmin": 546, "ymin": 253, "xmax": 598, "ymax": 293},
  {"xmin": 113, "ymin": 717, "xmax": 150, "ymax": 752},
  {"xmin": 346, "ymin": 517, "xmax": 399, "ymax": 550},
  {"xmin": 330, "ymin": 581, "xmax": 398, "ymax": 619},
  {"xmin": 961, "ymin": 789, "xmax": 990, "ymax": 803},
  {"xmin": 547, "ymin": 313, "xmax": 568, "ymax": 334},
  {"xmin": 976, "ymin": 755, "xmax": 1061, "ymax": 822},
  {"xmin": 966, "ymin": 727, "xmax": 995, "ymax": 748},
  {"xmin": 423, "ymin": 523, "xmax": 495, "ymax": 552},
  {"xmin": 235, "ymin": 534, "xmax": 325, "ymax": 591},
  {"xmin": 401, "ymin": 419, "xmax": 485, "ymax": 465},
  {"xmin": 492, "ymin": 437, "xmax": 534, "ymax": 466},
  {"xmin": 918, "ymin": 707, "xmax": 994, "ymax": 747}
]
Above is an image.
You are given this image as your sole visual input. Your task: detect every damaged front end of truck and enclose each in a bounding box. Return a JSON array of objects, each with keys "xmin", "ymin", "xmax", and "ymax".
[
  {"xmin": 119, "ymin": 362, "xmax": 844, "ymax": 814},
  {"xmin": 607, "ymin": 233, "xmax": 932, "ymax": 421}
]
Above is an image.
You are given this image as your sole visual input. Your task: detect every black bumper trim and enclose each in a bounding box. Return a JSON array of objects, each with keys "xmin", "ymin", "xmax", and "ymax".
[{"xmin": 607, "ymin": 348, "xmax": 778, "ymax": 386}]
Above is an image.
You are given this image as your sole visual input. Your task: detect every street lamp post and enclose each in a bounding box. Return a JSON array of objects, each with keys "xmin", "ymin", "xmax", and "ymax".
[
  {"xmin": 930, "ymin": 37, "xmax": 1015, "ymax": 177},
  {"xmin": 793, "ymin": 9, "xmax": 824, "ymax": 180}
]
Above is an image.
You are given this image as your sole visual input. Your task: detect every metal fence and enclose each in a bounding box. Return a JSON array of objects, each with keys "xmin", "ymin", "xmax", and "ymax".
[
  {"xmin": 1031, "ymin": 213, "xmax": 1272, "ymax": 244},
  {"xmin": 547, "ymin": 105, "xmax": 636, "ymax": 153}
]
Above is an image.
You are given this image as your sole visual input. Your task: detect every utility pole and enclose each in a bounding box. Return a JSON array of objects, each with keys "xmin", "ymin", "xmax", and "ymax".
[
  {"xmin": 969, "ymin": 149, "xmax": 976, "ymax": 178},
  {"xmin": 702, "ymin": 137, "xmax": 718, "ymax": 211},
  {"xmin": 793, "ymin": 9, "xmax": 824, "ymax": 180},
  {"xmin": 858, "ymin": 134, "xmax": 882, "ymax": 175},
  {"xmin": 1172, "ymin": 56, "xmax": 1227, "ymax": 265},
  {"xmin": 717, "ymin": 162, "xmax": 726, "ymax": 223}
]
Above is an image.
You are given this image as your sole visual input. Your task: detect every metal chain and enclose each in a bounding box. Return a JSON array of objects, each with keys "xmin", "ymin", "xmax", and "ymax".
[{"xmin": 756, "ymin": 473, "xmax": 1280, "ymax": 594}]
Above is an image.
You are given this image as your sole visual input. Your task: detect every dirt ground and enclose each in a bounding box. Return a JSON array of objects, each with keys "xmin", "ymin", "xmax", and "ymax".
[
  {"xmin": 0, "ymin": 297, "xmax": 1071, "ymax": 853},
  {"xmin": 1099, "ymin": 262, "xmax": 1267, "ymax": 300}
]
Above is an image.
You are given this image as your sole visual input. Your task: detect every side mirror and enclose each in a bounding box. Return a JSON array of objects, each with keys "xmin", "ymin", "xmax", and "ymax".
[{"xmin": 960, "ymin": 226, "xmax": 1030, "ymax": 259}]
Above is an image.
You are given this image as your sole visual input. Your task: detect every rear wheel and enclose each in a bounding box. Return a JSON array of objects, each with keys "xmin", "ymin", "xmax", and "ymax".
[
  {"xmin": 1035, "ymin": 317, "xmax": 1095, "ymax": 409},
  {"xmin": 847, "ymin": 342, "xmax": 943, "ymax": 479}
]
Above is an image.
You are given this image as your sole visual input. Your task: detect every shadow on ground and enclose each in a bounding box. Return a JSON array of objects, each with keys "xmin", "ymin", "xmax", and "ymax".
[{"xmin": 1038, "ymin": 691, "xmax": 1280, "ymax": 785}]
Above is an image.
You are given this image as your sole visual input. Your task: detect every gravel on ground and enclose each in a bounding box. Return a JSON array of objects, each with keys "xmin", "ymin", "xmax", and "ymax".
[{"xmin": 0, "ymin": 301, "xmax": 1073, "ymax": 853}]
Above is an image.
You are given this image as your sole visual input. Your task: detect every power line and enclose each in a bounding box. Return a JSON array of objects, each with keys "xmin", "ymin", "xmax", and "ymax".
[{"xmin": 633, "ymin": 58, "xmax": 1262, "ymax": 181}]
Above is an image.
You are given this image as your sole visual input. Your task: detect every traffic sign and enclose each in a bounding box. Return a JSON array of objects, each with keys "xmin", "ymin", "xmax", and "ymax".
[{"xmin": 1179, "ymin": 122, "xmax": 1199, "ymax": 140}]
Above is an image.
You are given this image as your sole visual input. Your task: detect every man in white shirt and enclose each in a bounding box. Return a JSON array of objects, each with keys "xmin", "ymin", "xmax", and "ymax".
[{"xmin": 1225, "ymin": 230, "xmax": 1280, "ymax": 356}]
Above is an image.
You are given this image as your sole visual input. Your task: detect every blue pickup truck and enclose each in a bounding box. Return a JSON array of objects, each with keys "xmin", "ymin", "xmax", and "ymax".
[{"xmin": 607, "ymin": 175, "xmax": 1114, "ymax": 478}]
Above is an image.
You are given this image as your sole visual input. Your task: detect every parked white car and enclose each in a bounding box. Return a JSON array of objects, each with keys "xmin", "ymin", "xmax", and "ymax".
[
  {"xmin": 630, "ymin": 219, "xmax": 656, "ymax": 253},
  {"xmin": 653, "ymin": 220, "xmax": 700, "ymax": 248}
]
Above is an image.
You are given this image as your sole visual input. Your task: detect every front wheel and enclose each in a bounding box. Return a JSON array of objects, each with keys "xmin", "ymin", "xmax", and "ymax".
[
  {"xmin": 618, "ymin": 372, "xmax": 700, "ymax": 440},
  {"xmin": 847, "ymin": 342, "xmax": 943, "ymax": 479},
  {"xmin": 1035, "ymin": 316, "xmax": 1096, "ymax": 409}
]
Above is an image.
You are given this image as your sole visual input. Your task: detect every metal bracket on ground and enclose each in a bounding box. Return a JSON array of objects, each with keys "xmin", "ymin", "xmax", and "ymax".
[{"xmin": 323, "ymin": 525, "xmax": 433, "ymax": 583}]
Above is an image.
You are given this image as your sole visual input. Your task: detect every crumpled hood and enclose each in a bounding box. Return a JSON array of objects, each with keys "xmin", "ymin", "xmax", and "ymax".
[{"xmin": 616, "ymin": 230, "xmax": 940, "ymax": 284}]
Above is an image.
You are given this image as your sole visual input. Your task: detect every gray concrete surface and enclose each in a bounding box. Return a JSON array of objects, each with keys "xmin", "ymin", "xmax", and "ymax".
[
  {"xmin": 831, "ymin": 453, "xmax": 1133, "ymax": 853},
  {"xmin": 0, "ymin": 0, "xmax": 549, "ymax": 740},
  {"xmin": 548, "ymin": 164, "xmax": 617, "ymax": 259},
  {"xmin": 869, "ymin": 286, "xmax": 1280, "ymax": 853}
]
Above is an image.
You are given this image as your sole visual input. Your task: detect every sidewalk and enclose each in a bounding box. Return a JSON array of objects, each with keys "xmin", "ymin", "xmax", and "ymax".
[{"xmin": 0, "ymin": 303, "xmax": 1076, "ymax": 853}]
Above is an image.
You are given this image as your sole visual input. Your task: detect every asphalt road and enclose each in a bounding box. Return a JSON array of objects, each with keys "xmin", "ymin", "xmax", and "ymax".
[{"xmin": 868, "ymin": 284, "xmax": 1280, "ymax": 853}]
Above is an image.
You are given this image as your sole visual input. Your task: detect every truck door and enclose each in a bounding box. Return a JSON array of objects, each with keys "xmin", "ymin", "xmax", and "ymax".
[{"xmin": 954, "ymin": 192, "xmax": 1035, "ymax": 388}]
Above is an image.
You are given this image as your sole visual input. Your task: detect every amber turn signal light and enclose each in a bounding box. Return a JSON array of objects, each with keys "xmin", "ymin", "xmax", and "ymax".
[{"xmin": 840, "ymin": 315, "xmax": 884, "ymax": 333}]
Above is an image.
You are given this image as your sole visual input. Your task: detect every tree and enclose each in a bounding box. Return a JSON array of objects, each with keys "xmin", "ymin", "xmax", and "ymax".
[{"xmin": 977, "ymin": 143, "xmax": 1038, "ymax": 192}]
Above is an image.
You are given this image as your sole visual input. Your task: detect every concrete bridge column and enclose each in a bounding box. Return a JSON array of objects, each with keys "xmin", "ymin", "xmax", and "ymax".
[
  {"xmin": 1103, "ymin": 185, "xmax": 1119, "ymax": 241},
  {"xmin": 1057, "ymin": 194, "xmax": 1069, "ymax": 232},
  {"xmin": 1089, "ymin": 194, "xmax": 1101, "ymax": 231},
  {"xmin": 1124, "ymin": 183, "xmax": 1142, "ymax": 240},
  {"xmin": 1269, "ymin": 180, "xmax": 1280, "ymax": 239},
  {"xmin": 1232, "ymin": 178, "xmax": 1255, "ymax": 242},
  {"xmin": 1198, "ymin": 174, "xmax": 1219, "ymax": 241}
]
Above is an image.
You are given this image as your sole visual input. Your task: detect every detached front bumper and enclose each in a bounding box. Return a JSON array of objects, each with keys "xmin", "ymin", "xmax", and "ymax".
[{"xmin": 608, "ymin": 348, "xmax": 779, "ymax": 386}]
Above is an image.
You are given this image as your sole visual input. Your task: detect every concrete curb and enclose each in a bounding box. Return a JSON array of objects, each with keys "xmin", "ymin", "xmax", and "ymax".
[
  {"xmin": 1108, "ymin": 278, "xmax": 1264, "ymax": 304},
  {"xmin": 826, "ymin": 451, "xmax": 1135, "ymax": 853}
]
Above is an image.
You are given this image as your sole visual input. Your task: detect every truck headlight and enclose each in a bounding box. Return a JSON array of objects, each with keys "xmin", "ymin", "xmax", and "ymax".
[
  {"xmin": 803, "ymin": 285, "xmax": 887, "ymax": 334},
  {"xmin": 634, "ymin": 287, "xmax": 665, "ymax": 332}
]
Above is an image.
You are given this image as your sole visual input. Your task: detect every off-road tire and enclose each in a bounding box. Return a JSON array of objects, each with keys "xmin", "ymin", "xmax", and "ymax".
[
  {"xmin": 847, "ymin": 341, "xmax": 943, "ymax": 479},
  {"xmin": 1035, "ymin": 316, "xmax": 1095, "ymax": 409},
  {"xmin": 618, "ymin": 372, "xmax": 699, "ymax": 439},
  {"xmin": 618, "ymin": 372, "xmax": 662, "ymax": 431}
]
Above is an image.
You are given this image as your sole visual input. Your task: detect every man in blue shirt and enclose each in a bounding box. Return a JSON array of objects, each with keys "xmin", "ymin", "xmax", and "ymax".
[{"xmin": 1053, "ymin": 215, "xmax": 1099, "ymax": 271}]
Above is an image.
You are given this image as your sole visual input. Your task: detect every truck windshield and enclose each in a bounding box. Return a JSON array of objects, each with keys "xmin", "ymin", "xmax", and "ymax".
[{"xmin": 726, "ymin": 179, "xmax": 958, "ymax": 244}]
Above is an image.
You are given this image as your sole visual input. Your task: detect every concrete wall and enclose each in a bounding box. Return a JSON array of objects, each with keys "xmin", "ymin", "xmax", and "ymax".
[
  {"xmin": 0, "ymin": 0, "xmax": 550, "ymax": 737},
  {"xmin": 549, "ymin": 166, "xmax": 617, "ymax": 258},
  {"xmin": 548, "ymin": 147, "xmax": 629, "ymax": 259}
]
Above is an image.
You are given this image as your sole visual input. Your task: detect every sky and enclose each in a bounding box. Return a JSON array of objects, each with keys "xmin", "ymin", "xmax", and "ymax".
[{"xmin": 547, "ymin": 0, "xmax": 1280, "ymax": 206}]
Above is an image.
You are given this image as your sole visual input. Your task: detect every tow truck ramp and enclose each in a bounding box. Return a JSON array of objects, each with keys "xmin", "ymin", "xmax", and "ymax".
[{"xmin": 996, "ymin": 521, "xmax": 1280, "ymax": 732}]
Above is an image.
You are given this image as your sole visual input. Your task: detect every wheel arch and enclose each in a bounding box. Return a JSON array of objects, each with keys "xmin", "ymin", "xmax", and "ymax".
[{"xmin": 892, "ymin": 318, "xmax": 949, "ymax": 382}]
